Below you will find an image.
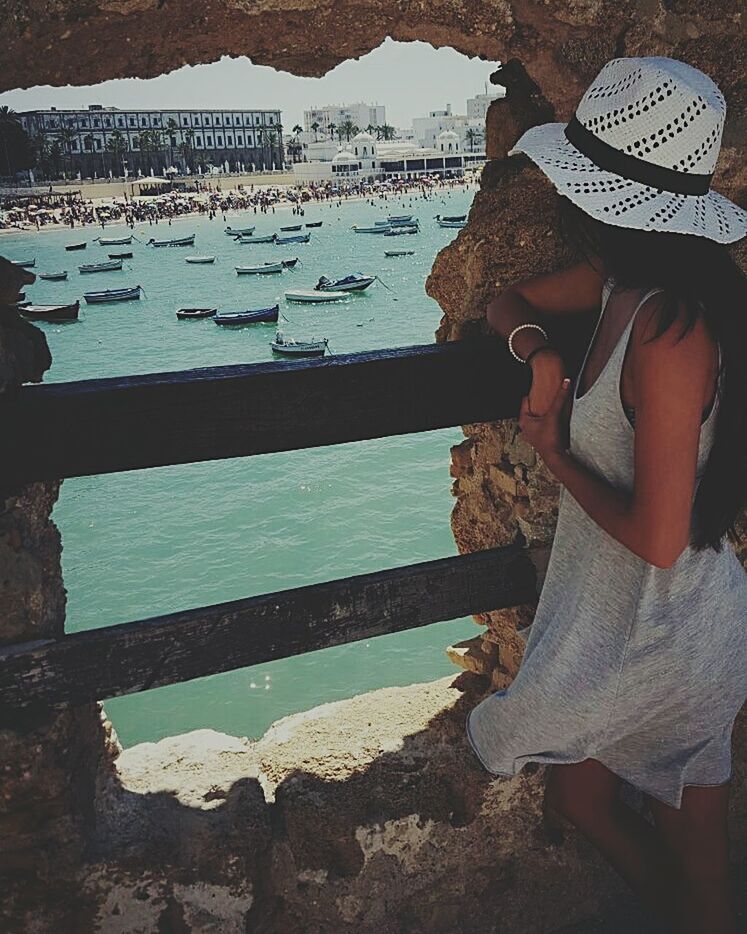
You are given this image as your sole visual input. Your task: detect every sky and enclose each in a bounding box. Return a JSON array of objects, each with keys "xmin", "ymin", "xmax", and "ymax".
[{"xmin": 0, "ymin": 39, "xmax": 500, "ymax": 130}]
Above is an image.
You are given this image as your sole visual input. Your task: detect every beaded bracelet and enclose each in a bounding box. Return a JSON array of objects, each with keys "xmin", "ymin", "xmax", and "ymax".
[{"xmin": 506, "ymin": 323, "xmax": 549, "ymax": 363}]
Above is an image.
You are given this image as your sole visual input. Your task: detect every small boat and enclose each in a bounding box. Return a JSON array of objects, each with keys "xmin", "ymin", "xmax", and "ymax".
[
  {"xmin": 225, "ymin": 226, "xmax": 256, "ymax": 236},
  {"xmin": 83, "ymin": 285, "xmax": 141, "ymax": 304},
  {"xmin": 285, "ymin": 289, "xmax": 351, "ymax": 303},
  {"xmin": 384, "ymin": 225, "xmax": 419, "ymax": 236},
  {"xmin": 437, "ymin": 219, "xmax": 467, "ymax": 228},
  {"xmin": 435, "ymin": 214, "xmax": 466, "ymax": 223},
  {"xmin": 176, "ymin": 307, "xmax": 218, "ymax": 319},
  {"xmin": 39, "ymin": 271, "xmax": 68, "ymax": 281},
  {"xmin": 65, "ymin": 242, "xmax": 87, "ymax": 251},
  {"xmin": 147, "ymin": 234, "xmax": 195, "ymax": 247},
  {"xmin": 79, "ymin": 260, "xmax": 123, "ymax": 273},
  {"xmin": 315, "ymin": 273, "xmax": 375, "ymax": 293},
  {"xmin": 388, "ymin": 214, "xmax": 413, "ymax": 223},
  {"xmin": 279, "ymin": 224, "xmax": 302, "ymax": 232},
  {"xmin": 305, "ymin": 221, "xmax": 323, "ymax": 228},
  {"xmin": 108, "ymin": 251, "xmax": 133, "ymax": 259},
  {"xmin": 235, "ymin": 262, "xmax": 283, "ymax": 275},
  {"xmin": 240, "ymin": 233, "xmax": 276, "ymax": 244},
  {"xmin": 352, "ymin": 224, "xmax": 390, "ymax": 234},
  {"xmin": 11, "ymin": 258, "xmax": 35, "ymax": 267},
  {"xmin": 214, "ymin": 305, "xmax": 280, "ymax": 326},
  {"xmin": 275, "ymin": 233, "xmax": 311, "ymax": 244},
  {"xmin": 385, "ymin": 250, "xmax": 415, "ymax": 257},
  {"xmin": 390, "ymin": 218, "xmax": 419, "ymax": 228},
  {"xmin": 18, "ymin": 301, "xmax": 79, "ymax": 322},
  {"xmin": 270, "ymin": 330, "xmax": 328, "ymax": 357},
  {"xmin": 186, "ymin": 255, "xmax": 216, "ymax": 264},
  {"xmin": 97, "ymin": 235, "xmax": 133, "ymax": 246},
  {"xmin": 281, "ymin": 258, "xmax": 299, "ymax": 268}
]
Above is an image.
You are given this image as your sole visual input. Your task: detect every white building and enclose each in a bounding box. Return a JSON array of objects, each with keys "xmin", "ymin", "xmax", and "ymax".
[
  {"xmin": 18, "ymin": 105, "xmax": 284, "ymax": 176},
  {"xmin": 303, "ymin": 102, "xmax": 387, "ymax": 137},
  {"xmin": 466, "ymin": 89, "xmax": 506, "ymax": 122}
]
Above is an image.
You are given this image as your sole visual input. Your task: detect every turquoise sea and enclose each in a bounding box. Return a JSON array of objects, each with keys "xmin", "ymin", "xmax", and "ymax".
[{"xmin": 3, "ymin": 185, "xmax": 479, "ymax": 747}]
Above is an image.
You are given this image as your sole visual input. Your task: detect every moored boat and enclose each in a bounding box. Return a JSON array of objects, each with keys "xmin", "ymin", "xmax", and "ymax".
[
  {"xmin": 214, "ymin": 305, "xmax": 280, "ymax": 326},
  {"xmin": 385, "ymin": 249, "xmax": 415, "ymax": 257},
  {"xmin": 270, "ymin": 330, "xmax": 328, "ymax": 357},
  {"xmin": 83, "ymin": 285, "xmax": 141, "ymax": 303},
  {"xmin": 437, "ymin": 219, "xmax": 467, "ymax": 228},
  {"xmin": 108, "ymin": 252, "xmax": 133, "ymax": 259},
  {"xmin": 285, "ymin": 288, "xmax": 351, "ymax": 303},
  {"xmin": 176, "ymin": 307, "xmax": 218, "ymax": 319},
  {"xmin": 79, "ymin": 260, "xmax": 123, "ymax": 273},
  {"xmin": 11, "ymin": 258, "xmax": 35, "ymax": 267},
  {"xmin": 65, "ymin": 242, "xmax": 87, "ymax": 251},
  {"xmin": 225, "ymin": 226, "xmax": 256, "ymax": 236},
  {"xmin": 315, "ymin": 273, "xmax": 375, "ymax": 292},
  {"xmin": 96, "ymin": 235, "xmax": 133, "ymax": 246},
  {"xmin": 384, "ymin": 225, "xmax": 419, "ymax": 236},
  {"xmin": 352, "ymin": 224, "xmax": 390, "ymax": 234},
  {"xmin": 185, "ymin": 255, "xmax": 217, "ymax": 264},
  {"xmin": 147, "ymin": 234, "xmax": 195, "ymax": 247},
  {"xmin": 435, "ymin": 213, "xmax": 466, "ymax": 222},
  {"xmin": 281, "ymin": 258, "xmax": 299, "ymax": 268},
  {"xmin": 275, "ymin": 232, "xmax": 311, "ymax": 244},
  {"xmin": 235, "ymin": 262, "xmax": 283, "ymax": 275},
  {"xmin": 279, "ymin": 224, "xmax": 302, "ymax": 232},
  {"xmin": 387, "ymin": 214, "xmax": 413, "ymax": 223},
  {"xmin": 239, "ymin": 233, "xmax": 276, "ymax": 244},
  {"xmin": 305, "ymin": 221, "xmax": 323, "ymax": 228},
  {"xmin": 18, "ymin": 301, "xmax": 79, "ymax": 322},
  {"xmin": 39, "ymin": 271, "xmax": 68, "ymax": 281}
]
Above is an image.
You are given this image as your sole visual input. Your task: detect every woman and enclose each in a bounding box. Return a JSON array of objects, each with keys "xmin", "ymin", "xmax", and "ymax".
[{"xmin": 465, "ymin": 57, "xmax": 746, "ymax": 933}]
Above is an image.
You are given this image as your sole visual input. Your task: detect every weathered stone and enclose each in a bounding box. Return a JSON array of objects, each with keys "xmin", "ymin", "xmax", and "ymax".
[{"xmin": 445, "ymin": 635, "xmax": 500, "ymax": 674}]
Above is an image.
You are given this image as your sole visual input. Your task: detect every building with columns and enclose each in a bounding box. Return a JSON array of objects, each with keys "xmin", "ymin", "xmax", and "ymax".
[{"xmin": 18, "ymin": 105, "xmax": 284, "ymax": 177}]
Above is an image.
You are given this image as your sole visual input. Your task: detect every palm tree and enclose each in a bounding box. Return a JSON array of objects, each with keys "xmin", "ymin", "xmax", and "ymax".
[
  {"xmin": 137, "ymin": 131, "xmax": 154, "ymax": 174},
  {"xmin": 32, "ymin": 130, "xmax": 50, "ymax": 178},
  {"xmin": 289, "ymin": 125, "xmax": 304, "ymax": 163},
  {"xmin": 106, "ymin": 130, "xmax": 127, "ymax": 177},
  {"xmin": 328, "ymin": 122, "xmax": 337, "ymax": 144},
  {"xmin": 310, "ymin": 121, "xmax": 320, "ymax": 143},
  {"xmin": 48, "ymin": 140, "xmax": 63, "ymax": 178},
  {"xmin": 339, "ymin": 118, "xmax": 357, "ymax": 143},
  {"xmin": 378, "ymin": 123, "xmax": 396, "ymax": 141},
  {"xmin": 178, "ymin": 128, "xmax": 195, "ymax": 172},
  {"xmin": 58, "ymin": 125, "xmax": 77, "ymax": 178},
  {"xmin": 266, "ymin": 129, "xmax": 278, "ymax": 168},
  {"xmin": 0, "ymin": 106, "xmax": 21, "ymax": 175},
  {"xmin": 82, "ymin": 133, "xmax": 95, "ymax": 177},
  {"xmin": 465, "ymin": 128, "xmax": 479, "ymax": 153},
  {"xmin": 150, "ymin": 129, "xmax": 166, "ymax": 171},
  {"xmin": 166, "ymin": 118, "xmax": 179, "ymax": 170}
]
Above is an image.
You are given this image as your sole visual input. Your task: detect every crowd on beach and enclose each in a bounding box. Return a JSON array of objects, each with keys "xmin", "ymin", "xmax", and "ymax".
[{"xmin": 0, "ymin": 174, "xmax": 476, "ymax": 234}]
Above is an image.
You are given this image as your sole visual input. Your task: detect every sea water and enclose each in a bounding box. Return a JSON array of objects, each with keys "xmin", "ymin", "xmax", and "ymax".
[{"xmin": 3, "ymin": 185, "xmax": 480, "ymax": 746}]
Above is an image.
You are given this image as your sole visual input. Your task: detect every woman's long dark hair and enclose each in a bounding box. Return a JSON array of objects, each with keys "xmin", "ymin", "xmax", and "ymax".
[{"xmin": 557, "ymin": 195, "xmax": 746, "ymax": 553}]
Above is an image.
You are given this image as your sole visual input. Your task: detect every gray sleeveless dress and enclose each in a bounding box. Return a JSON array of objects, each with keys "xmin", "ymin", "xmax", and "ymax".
[{"xmin": 466, "ymin": 277, "xmax": 747, "ymax": 809}]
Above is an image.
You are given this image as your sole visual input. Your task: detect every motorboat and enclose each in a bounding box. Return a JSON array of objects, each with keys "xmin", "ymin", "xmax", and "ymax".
[
  {"xmin": 352, "ymin": 224, "xmax": 390, "ymax": 233},
  {"xmin": 18, "ymin": 301, "xmax": 79, "ymax": 322},
  {"xmin": 437, "ymin": 219, "xmax": 467, "ymax": 228},
  {"xmin": 83, "ymin": 285, "xmax": 141, "ymax": 303},
  {"xmin": 388, "ymin": 214, "xmax": 413, "ymax": 222},
  {"xmin": 225, "ymin": 226, "xmax": 256, "ymax": 236},
  {"xmin": 275, "ymin": 233, "xmax": 311, "ymax": 244},
  {"xmin": 214, "ymin": 305, "xmax": 280, "ymax": 326},
  {"xmin": 435, "ymin": 213, "xmax": 466, "ymax": 222},
  {"xmin": 385, "ymin": 250, "xmax": 415, "ymax": 257},
  {"xmin": 285, "ymin": 289, "xmax": 351, "ymax": 303},
  {"xmin": 384, "ymin": 225, "xmax": 419, "ymax": 236},
  {"xmin": 79, "ymin": 260, "xmax": 123, "ymax": 273},
  {"xmin": 239, "ymin": 234, "xmax": 276, "ymax": 244},
  {"xmin": 279, "ymin": 224, "xmax": 302, "ymax": 231},
  {"xmin": 315, "ymin": 273, "xmax": 375, "ymax": 293},
  {"xmin": 11, "ymin": 258, "xmax": 35, "ymax": 267},
  {"xmin": 38, "ymin": 271, "xmax": 68, "ymax": 281},
  {"xmin": 270, "ymin": 330, "xmax": 328, "ymax": 357},
  {"xmin": 185, "ymin": 255, "xmax": 216, "ymax": 264},
  {"xmin": 235, "ymin": 262, "xmax": 283, "ymax": 275},
  {"xmin": 305, "ymin": 221, "xmax": 323, "ymax": 228},
  {"xmin": 96, "ymin": 235, "xmax": 133, "ymax": 246},
  {"xmin": 176, "ymin": 307, "xmax": 218, "ymax": 319},
  {"xmin": 65, "ymin": 242, "xmax": 87, "ymax": 251},
  {"xmin": 108, "ymin": 252, "xmax": 133, "ymax": 259},
  {"xmin": 147, "ymin": 234, "xmax": 195, "ymax": 247}
]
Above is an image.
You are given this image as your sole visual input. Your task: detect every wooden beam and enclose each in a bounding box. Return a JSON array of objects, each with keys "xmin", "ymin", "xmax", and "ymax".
[
  {"xmin": 0, "ymin": 341, "xmax": 530, "ymax": 484},
  {"xmin": 0, "ymin": 544, "xmax": 536, "ymax": 714}
]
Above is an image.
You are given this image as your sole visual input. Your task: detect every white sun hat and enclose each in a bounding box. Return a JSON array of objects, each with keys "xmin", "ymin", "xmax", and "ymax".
[{"xmin": 508, "ymin": 56, "xmax": 747, "ymax": 244}]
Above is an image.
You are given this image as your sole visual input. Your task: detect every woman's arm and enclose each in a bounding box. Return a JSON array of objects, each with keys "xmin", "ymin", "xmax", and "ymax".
[
  {"xmin": 522, "ymin": 297, "xmax": 715, "ymax": 568},
  {"xmin": 488, "ymin": 259, "xmax": 606, "ymax": 415}
]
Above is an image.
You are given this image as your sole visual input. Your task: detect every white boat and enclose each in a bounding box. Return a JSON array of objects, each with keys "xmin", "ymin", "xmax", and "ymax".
[
  {"xmin": 352, "ymin": 224, "xmax": 391, "ymax": 234},
  {"xmin": 225, "ymin": 226, "xmax": 256, "ymax": 236},
  {"xmin": 147, "ymin": 234, "xmax": 195, "ymax": 247},
  {"xmin": 38, "ymin": 271, "xmax": 68, "ymax": 281},
  {"xmin": 240, "ymin": 234, "xmax": 276, "ymax": 244},
  {"xmin": 285, "ymin": 289, "xmax": 351, "ymax": 303},
  {"xmin": 97, "ymin": 235, "xmax": 133, "ymax": 246},
  {"xmin": 388, "ymin": 214, "xmax": 413, "ymax": 223},
  {"xmin": 315, "ymin": 273, "xmax": 375, "ymax": 293},
  {"xmin": 11, "ymin": 258, "xmax": 35, "ymax": 267},
  {"xmin": 384, "ymin": 226, "xmax": 419, "ymax": 237},
  {"xmin": 83, "ymin": 285, "xmax": 141, "ymax": 303},
  {"xmin": 185, "ymin": 255, "xmax": 216, "ymax": 264},
  {"xmin": 270, "ymin": 330, "xmax": 328, "ymax": 357},
  {"xmin": 79, "ymin": 260, "xmax": 123, "ymax": 273},
  {"xmin": 236, "ymin": 262, "xmax": 284, "ymax": 275},
  {"xmin": 437, "ymin": 219, "xmax": 467, "ymax": 228}
]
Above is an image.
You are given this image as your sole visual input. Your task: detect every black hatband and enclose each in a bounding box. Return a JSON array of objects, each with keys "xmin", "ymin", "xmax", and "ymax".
[{"xmin": 563, "ymin": 115, "xmax": 712, "ymax": 196}]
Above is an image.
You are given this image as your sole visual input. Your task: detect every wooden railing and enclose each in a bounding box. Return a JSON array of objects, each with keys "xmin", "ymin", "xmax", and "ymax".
[{"xmin": 0, "ymin": 338, "xmax": 575, "ymax": 718}]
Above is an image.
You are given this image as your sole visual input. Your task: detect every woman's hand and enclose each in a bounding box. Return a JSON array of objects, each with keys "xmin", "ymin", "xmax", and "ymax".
[
  {"xmin": 527, "ymin": 347, "xmax": 566, "ymax": 416},
  {"xmin": 519, "ymin": 377, "xmax": 572, "ymax": 466}
]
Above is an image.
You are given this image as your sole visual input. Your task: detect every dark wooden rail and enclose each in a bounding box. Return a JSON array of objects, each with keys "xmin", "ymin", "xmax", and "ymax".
[
  {"xmin": 0, "ymin": 341, "xmax": 530, "ymax": 484},
  {"xmin": 0, "ymin": 544, "xmax": 536, "ymax": 715}
]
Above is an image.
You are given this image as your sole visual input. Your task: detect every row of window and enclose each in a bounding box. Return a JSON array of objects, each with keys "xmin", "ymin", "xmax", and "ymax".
[
  {"xmin": 70, "ymin": 133, "xmax": 277, "ymax": 152},
  {"xmin": 29, "ymin": 113, "xmax": 280, "ymax": 132}
]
